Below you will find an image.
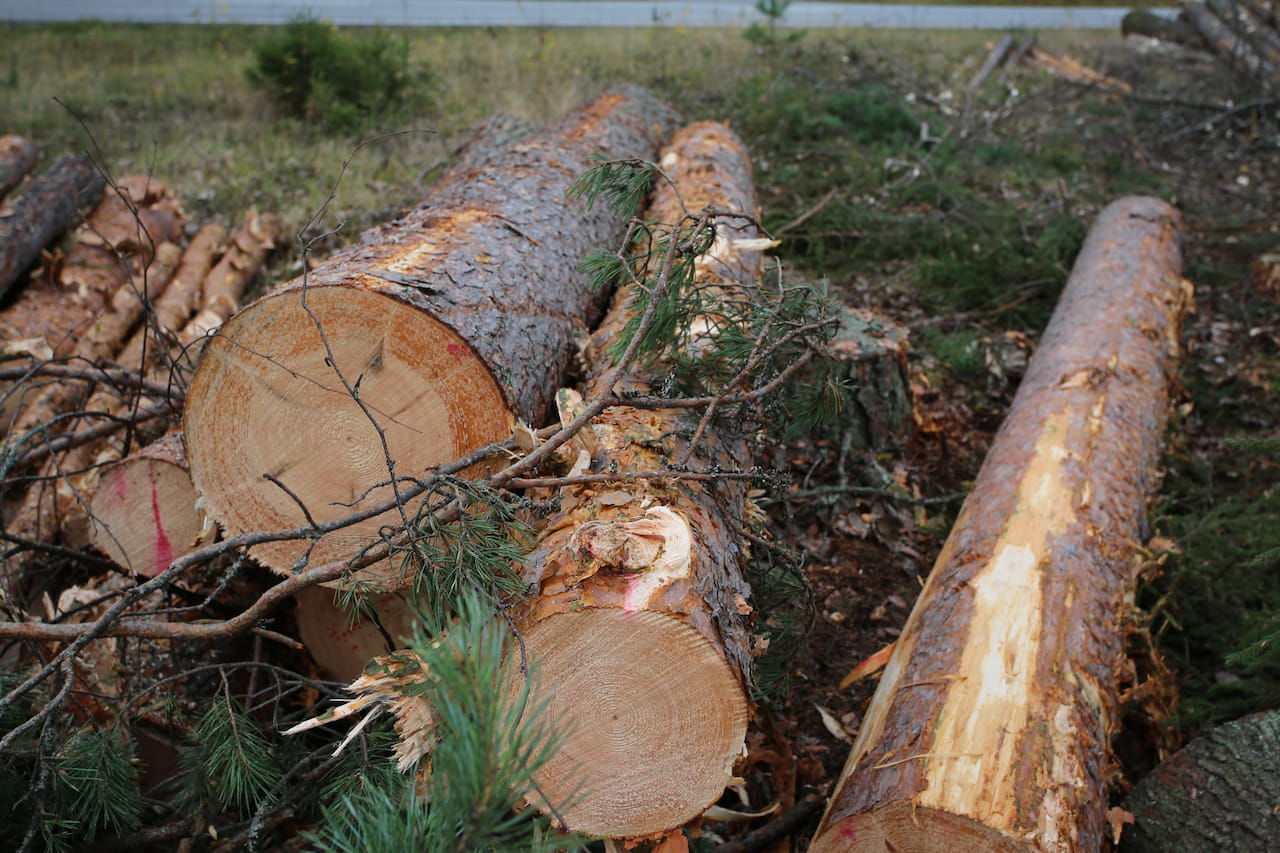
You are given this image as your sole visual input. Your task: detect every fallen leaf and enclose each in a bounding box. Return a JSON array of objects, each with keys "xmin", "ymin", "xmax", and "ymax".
[
  {"xmin": 840, "ymin": 642, "xmax": 895, "ymax": 689},
  {"xmin": 1105, "ymin": 807, "xmax": 1135, "ymax": 844},
  {"xmin": 815, "ymin": 704, "xmax": 854, "ymax": 743}
]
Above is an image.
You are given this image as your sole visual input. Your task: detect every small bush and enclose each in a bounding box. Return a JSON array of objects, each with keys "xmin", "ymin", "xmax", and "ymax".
[{"xmin": 247, "ymin": 16, "xmax": 427, "ymax": 130}]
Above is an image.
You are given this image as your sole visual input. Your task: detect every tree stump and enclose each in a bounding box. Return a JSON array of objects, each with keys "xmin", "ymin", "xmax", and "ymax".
[
  {"xmin": 809, "ymin": 197, "xmax": 1193, "ymax": 852},
  {"xmin": 829, "ymin": 307, "xmax": 912, "ymax": 451},
  {"xmin": 182, "ymin": 88, "xmax": 678, "ymax": 581}
]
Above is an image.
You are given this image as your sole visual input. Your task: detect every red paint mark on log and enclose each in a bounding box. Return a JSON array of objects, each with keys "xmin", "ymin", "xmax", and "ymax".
[
  {"xmin": 112, "ymin": 467, "xmax": 127, "ymax": 502},
  {"xmin": 150, "ymin": 473, "xmax": 173, "ymax": 571},
  {"xmin": 623, "ymin": 577, "xmax": 640, "ymax": 613},
  {"xmin": 446, "ymin": 343, "xmax": 464, "ymax": 357}
]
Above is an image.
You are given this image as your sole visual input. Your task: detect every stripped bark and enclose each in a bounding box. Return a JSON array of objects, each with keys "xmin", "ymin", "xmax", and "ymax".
[
  {"xmin": 508, "ymin": 121, "xmax": 763, "ymax": 839},
  {"xmin": 0, "ymin": 136, "xmax": 37, "ymax": 202},
  {"xmin": 183, "ymin": 87, "xmax": 678, "ymax": 580},
  {"xmin": 0, "ymin": 153, "xmax": 105, "ymax": 298},
  {"xmin": 809, "ymin": 197, "xmax": 1193, "ymax": 852}
]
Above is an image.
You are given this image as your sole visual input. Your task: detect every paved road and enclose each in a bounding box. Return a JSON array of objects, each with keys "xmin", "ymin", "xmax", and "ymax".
[{"xmin": 1, "ymin": 1, "xmax": 1155, "ymax": 30}]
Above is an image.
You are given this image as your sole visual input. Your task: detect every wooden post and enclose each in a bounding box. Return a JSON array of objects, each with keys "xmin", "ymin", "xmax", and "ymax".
[
  {"xmin": 809, "ymin": 197, "xmax": 1193, "ymax": 852},
  {"xmin": 182, "ymin": 88, "xmax": 678, "ymax": 581}
]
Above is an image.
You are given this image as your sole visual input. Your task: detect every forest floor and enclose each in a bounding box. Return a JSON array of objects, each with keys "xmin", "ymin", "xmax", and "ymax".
[{"xmin": 2, "ymin": 19, "xmax": 1279, "ymax": 851}]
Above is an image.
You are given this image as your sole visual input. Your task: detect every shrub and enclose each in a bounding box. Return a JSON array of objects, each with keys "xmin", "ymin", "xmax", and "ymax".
[{"xmin": 247, "ymin": 16, "xmax": 427, "ymax": 130}]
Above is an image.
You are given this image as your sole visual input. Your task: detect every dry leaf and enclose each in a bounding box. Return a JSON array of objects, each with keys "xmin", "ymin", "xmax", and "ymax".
[
  {"xmin": 840, "ymin": 642, "xmax": 895, "ymax": 689},
  {"xmin": 815, "ymin": 703, "xmax": 854, "ymax": 743}
]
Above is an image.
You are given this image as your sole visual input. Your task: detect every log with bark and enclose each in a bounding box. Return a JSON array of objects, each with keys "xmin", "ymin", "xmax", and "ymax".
[
  {"xmin": 1121, "ymin": 9, "xmax": 1207, "ymax": 47},
  {"xmin": 0, "ymin": 152, "xmax": 106, "ymax": 298},
  {"xmin": 504, "ymin": 121, "xmax": 767, "ymax": 840},
  {"xmin": 182, "ymin": 87, "xmax": 678, "ymax": 581},
  {"xmin": 809, "ymin": 197, "xmax": 1193, "ymax": 852},
  {"xmin": 0, "ymin": 135, "xmax": 37, "ymax": 202},
  {"xmin": 1184, "ymin": 0, "xmax": 1279, "ymax": 83},
  {"xmin": 1123, "ymin": 709, "xmax": 1280, "ymax": 851}
]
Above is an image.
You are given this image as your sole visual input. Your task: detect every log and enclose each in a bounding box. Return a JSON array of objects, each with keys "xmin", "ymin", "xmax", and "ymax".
[
  {"xmin": 0, "ymin": 152, "xmax": 106, "ymax": 298},
  {"xmin": 1123, "ymin": 710, "xmax": 1280, "ymax": 851},
  {"xmin": 293, "ymin": 585, "xmax": 420, "ymax": 681},
  {"xmin": 115, "ymin": 221, "xmax": 227, "ymax": 372},
  {"xmin": 506, "ymin": 121, "xmax": 764, "ymax": 839},
  {"xmin": 1184, "ymin": 1, "xmax": 1277, "ymax": 81},
  {"xmin": 1120, "ymin": 9, "xmax": 1207, "ymax": 47},
  {"xmin": 1206, "ymin": 0, "xmax": 1280, "ymax": 71},
  {"xmin": 809, "ymin": 197, "xmax": 1193, "ymax": 853},
  {"xmin": 87, "ymin": 432, "xmax": 206, "ymax": 578},
  {"xmin": 0, "ymin": 136, "xmax": 37, "ymax": 202},
  {"xmin": 61, "ymin": 213, "xmax": 280, "ymax": 554},
  {"xmin": 182, "ymin": 88, "xmax": 678, "ymax": 580}
]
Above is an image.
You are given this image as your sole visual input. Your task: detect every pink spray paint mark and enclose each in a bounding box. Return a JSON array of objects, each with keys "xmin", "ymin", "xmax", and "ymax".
[
  {"xmin": 446, "ymin": 343, "xmax": 464, "ymax": 357},
  {"xmin": 112, "ymin": 467, "xmax": 127, "ymax": 502},
  {"xmin": 150, "ymin": 472, "xmax": 173, "ymax": 573},
  {"xmin": 623, "ymin": 577, "xmax": 641, "ymax": 614}
]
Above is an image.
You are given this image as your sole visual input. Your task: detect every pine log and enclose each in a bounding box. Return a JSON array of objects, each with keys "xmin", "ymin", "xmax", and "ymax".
[
  {"xmin": 809, "ymin": 197, "xmax": 1193, "ymax": 853},
  {"xmin": 1120, "ymin": 10, "xmax": 1207, "ymax": 47},
  {"xmin": 293, "ymin": 585, "xmax": 420, "ymax": 681},
  {"xmin": 1184, "ymin": 1, "xmax": 1277, "ymax": 81},
  {"xmin": 182, "ymin": 88, "xmax": 678, "ymax": 580},
  {"xmin": 0, "ymin": 136, "xmax": 37, "ymax": 202},
  {"xmin": 86, "ymin": 432, "xmax": 206, "ymax": 578},
  {"xmin": 0, "ymin": 152, "xmax": 106, "ymax": 298},
  {"xmin": 506, "ymin": 121, "xmax": 763, "ymax": 839},
  {"xmin": 1123, "ymin": 710, "xmax": 1280, "ymax": 852},
  {"xmin": 1206, "ymin": 0, "xmax": 1280, "ymax": 70}
]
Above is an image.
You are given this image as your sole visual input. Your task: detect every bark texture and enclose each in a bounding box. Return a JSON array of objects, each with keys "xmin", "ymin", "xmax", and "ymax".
[
  {"xmin": 0, "ymin": 153, "xmax": 106, "ymax": 298},
  {"xmin": 508, "ymin": 121, "xmax": 763, "ymax": 840},
  {"xmin": 183, "ymin": 87, "xmax": 678, "ymax": 579},
  {"xmin": 1123, "ymin": 710, "xmax": 1280, "ymax": 852},
  {"xmin": 0, "ymin": 136, "xmax": 37, "ymax": 202},
  {"xmin": 810, "ymin": 197, "xmax": 1193, "ymax": 853}
]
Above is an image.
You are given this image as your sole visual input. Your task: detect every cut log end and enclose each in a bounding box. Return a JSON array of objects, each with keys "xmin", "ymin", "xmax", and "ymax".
[
  {"xmin": 293, "ymin": 585, "xmax": 419, "ymax": 681},
  {"xmin": 511, "ymin": 607, "xmax": 748, "ymax": 839},
  {"xmin": 185, "ymin": 284, "xmax": 513, "ymax": 578},
  {"xmin": 809, "ymin": 804, "xmax": 1028, "ymax": 853},
  {"xmin": 89, "ymin": 446, "xmax": 206, "ymax": 578}
]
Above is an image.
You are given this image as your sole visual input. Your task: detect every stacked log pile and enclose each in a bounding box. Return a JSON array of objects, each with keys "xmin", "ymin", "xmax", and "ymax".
[
  {"xmin": 0, "ymin": 91, "xmax": 1201, "ymax": 852},
  {"xmin": 1124, "ymin": 0, "xmax": 1280, "ymax": 89}
]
